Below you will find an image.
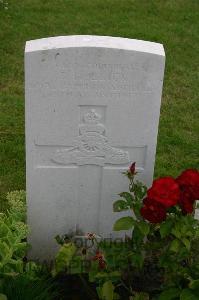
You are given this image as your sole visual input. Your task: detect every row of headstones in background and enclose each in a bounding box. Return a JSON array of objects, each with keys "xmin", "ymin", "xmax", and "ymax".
[{"xmin": 25, "ymin": 35, "xmax": 165, "ymax": 260}]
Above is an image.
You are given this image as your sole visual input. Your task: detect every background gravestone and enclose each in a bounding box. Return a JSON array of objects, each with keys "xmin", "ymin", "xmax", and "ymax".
[{"xmin": 25, "ymin": 35, "xmax": 165, "ymax": 260}]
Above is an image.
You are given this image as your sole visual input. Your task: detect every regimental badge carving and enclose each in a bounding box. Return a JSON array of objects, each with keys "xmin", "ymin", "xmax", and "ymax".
[{"xmin": 51, "ymin": 109, "xmax": 130, "ymax": 166}]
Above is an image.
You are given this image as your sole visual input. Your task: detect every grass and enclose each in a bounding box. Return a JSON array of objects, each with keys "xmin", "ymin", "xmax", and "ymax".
[{"xmin": 0, "ymin": 0, "xmax": 198, "ymax": 210}]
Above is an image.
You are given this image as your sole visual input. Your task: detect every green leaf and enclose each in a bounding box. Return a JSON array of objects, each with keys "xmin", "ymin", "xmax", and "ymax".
[
  {"xmin": 170, "ymin": 239, "xmax": 180, "ymax": 252},
  {"xmin": 69, "ymin": 256, "xmax": 83, "ymax": 274},
  {"xmin": 8, "ymin": 258, "xmax": 24, "ymax": 273},
  {"xmin": 0, "ymin": 223, "xmax": 9, "ymax": 237},
  {"xmin": 113, "ymin": 293, "xmax": 120, "ymax": 299},
  {"xmin": 88, "ymin": 260, "xmax": 99, "ymax": 282},
  {"xmin": 113, "ymin": 200, "xmax": 128, "ymax": 212},
  {"xmin": 133, "ymin": 292, "xmax": 149, "ymax": 300},
  {"xmin": 13, "ymin": 242, "xmax": 28, "ymax": 257},
  {"xmin": 158, "ymin": 288, "xmax": 180, "ymax": 300},
  {"xmin": 118, "ymin": 192, "xmax": 133, "ymax": 205},
  {"xmin": 96, "ymin": 286, "xmax": 102, "ymax": 299},
  {"xmin": 54, "ymin": 242, "xmax": 76, "ymax": 274},
  {"xmin": 189, "ymin": 279, "xmax": 199, "ymax": 290},
  {"xmin": 25, "ymin": 261, "xmax": 39, "ymax": 275},
  {"xmin": 130, "ymin": 253, "xmax": 144, "ymax": 269},
  {"xmin": 95, "ymin": 271, "xmax": 121, "ymax": 281},
  {"xmin": 113, "ymin": 217, "xmax": 135, "ymax": 231},
  {"xmin": 137, "ymin": 221, "xmax": 150, "ymax": 235},
  {"xmin": 101, "ymin": 281, "xmax": 114, "ymax": 300},
  {"xmin": 5, "ymin": 232, "xmax": 17, "ymax": 247},
  {"xmin": 160, "ymin": 220, "xmax": 173, "ymax": 238},
  {"xmin": 0, "ymin": 241, "xmax": 12, "ymax": 262},
  {"xmin": 132, "ymin": 225, "xmax": 144, "ymax": 246},
  {"xmin": 171, "ymin": 227, "xmax": 181, "ymax": 239},
  {"xmin": 182, "ymin": 238, "xmax": 190, "ymax": 251},
  {"xmin": 132, "ymin": 181, "xmax": 147, "ymax": 200},
  {"xmin": 132, "ymin": 202, "xmax": 142, "ymax": 219},
  {"xmin": 0, "ymin": 294, "xmax": 7, "ymax": 300},
  {"xmin": 55, "ymin": 235, "xmax": 65, "ymax": 245},
  {"xmin": 180, "ymin": 289, "xmax": 198, "ymax": 300}
]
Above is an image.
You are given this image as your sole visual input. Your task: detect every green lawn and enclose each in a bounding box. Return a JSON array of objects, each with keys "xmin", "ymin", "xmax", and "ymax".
[{"xmin": 0, "ymin": 0, "xmax": 198, "ymax": 211}]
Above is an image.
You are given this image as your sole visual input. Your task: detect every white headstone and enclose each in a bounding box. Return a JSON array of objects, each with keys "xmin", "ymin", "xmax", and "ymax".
[{"xmin": 25, "ymin": 35, "xmax": 165, "ymax": 260}]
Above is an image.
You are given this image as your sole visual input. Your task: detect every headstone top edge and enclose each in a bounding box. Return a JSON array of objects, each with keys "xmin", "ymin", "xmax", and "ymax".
[{"xmin": 25, "ymin": 35, "xmax": 165, "ymax": 56}]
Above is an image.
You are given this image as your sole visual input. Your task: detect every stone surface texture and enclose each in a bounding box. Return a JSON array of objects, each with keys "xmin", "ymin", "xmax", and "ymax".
[{"xmin": 25, "ymin": 35, "xmax": 165, "ymax": 260}]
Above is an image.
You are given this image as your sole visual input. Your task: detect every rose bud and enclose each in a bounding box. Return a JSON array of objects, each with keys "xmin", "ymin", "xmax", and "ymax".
[{"xmin": 129, "ymin": 162, "xmax": 136, "ymax": 175}]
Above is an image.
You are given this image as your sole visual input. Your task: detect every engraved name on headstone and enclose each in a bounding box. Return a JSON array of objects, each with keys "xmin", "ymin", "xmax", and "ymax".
[{"xmin": 25, "ymin": 36, "xmax": 165, "ymax": 260}]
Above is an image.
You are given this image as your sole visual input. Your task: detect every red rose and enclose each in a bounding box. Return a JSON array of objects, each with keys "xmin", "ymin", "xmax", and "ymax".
[
  {"xmin": 176, "ymin": 169, "xmax": 199, "ymax": 214},
  {"xmin": 179, "ymin": 195, "xmax": 195, "ymax": 214},
  {"xmin": 178, "ymin": 185, "xmax": 195, "ymax": 214},
  {"xmin": 129, "ymin": 162, "xmax": 136, "ymax": 175},
  {"xmin": 93, "ymin": 251, "xmax": 104, "ymax": 261},
  {"xmin": 99, "ymin": 259, "xmax": 106, "ymax": 270},
  {"xmin": 147, "ymin": 177, "xmax": 180, "ymax": 208},
  {"xmin": 140, "ymin": 197, "xmax": 166, "ymax": 223},
  {"xmin": 93, "ymin": 251, "xmax": 106, "ymax": 270},
  {"xmin": 176, "ymin": 169, "xmax": 199, "ymax": 200}
]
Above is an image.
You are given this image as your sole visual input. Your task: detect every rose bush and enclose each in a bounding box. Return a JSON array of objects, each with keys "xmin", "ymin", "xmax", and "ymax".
[
  {"xmin": 54, "ymin": 164, "xmax": 199, "ymax": 300},
  {"xmin": 112, "ymin": 164, "xmax": 199, "ymax": 299}
]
